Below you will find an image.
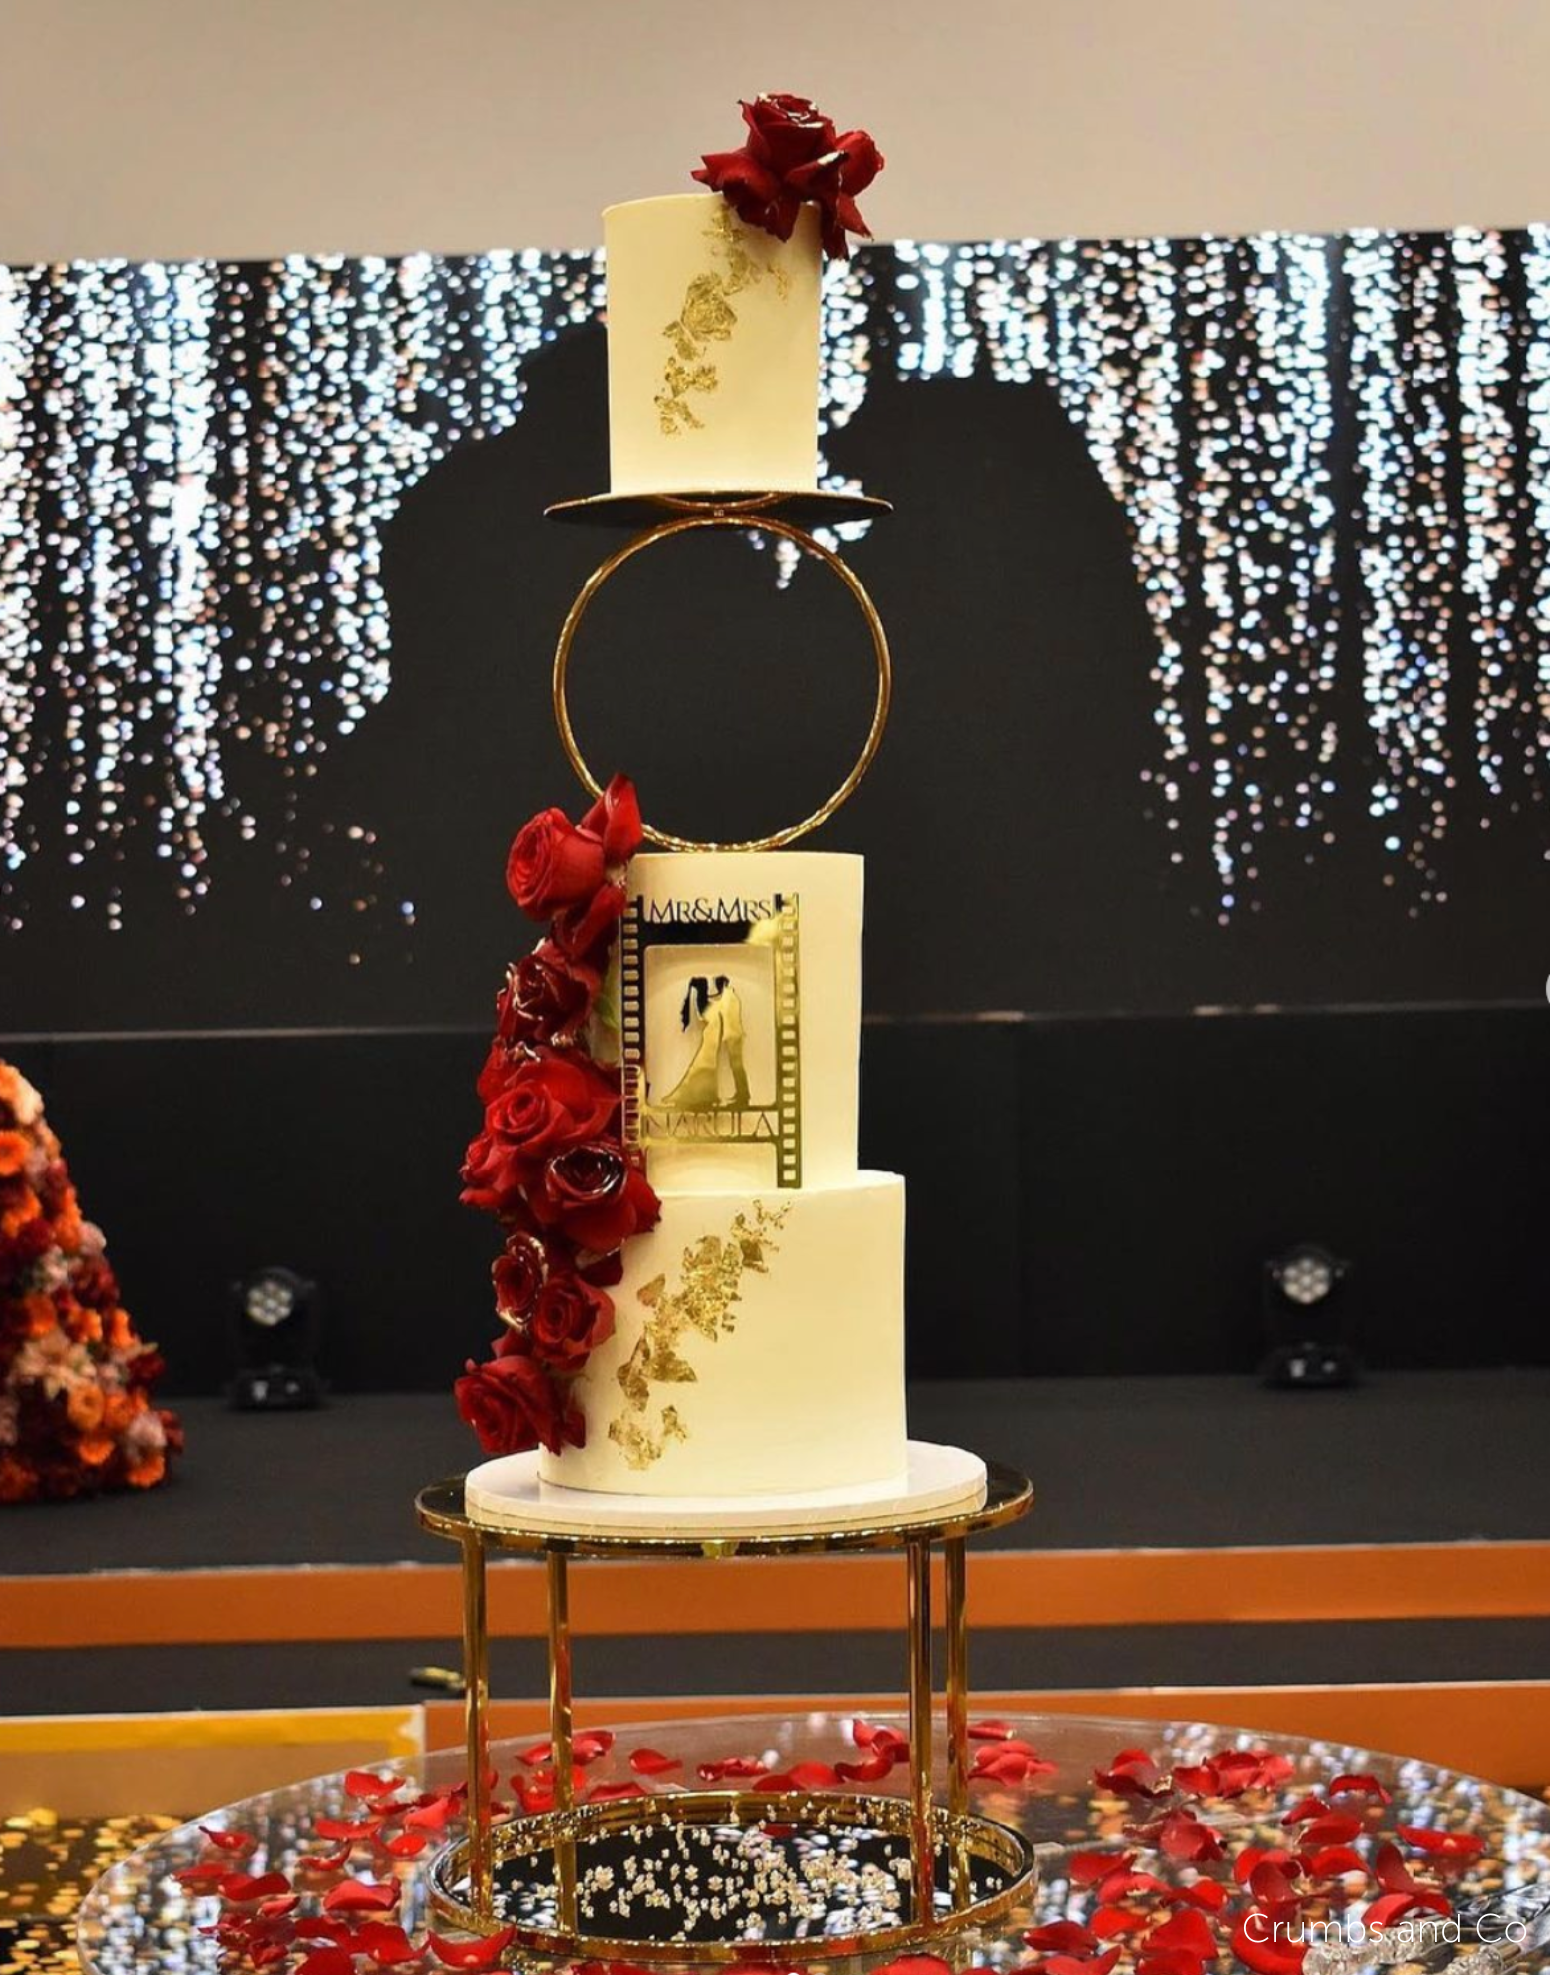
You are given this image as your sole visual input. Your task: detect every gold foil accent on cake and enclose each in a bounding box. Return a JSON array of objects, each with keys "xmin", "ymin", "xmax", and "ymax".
[
  {"xmin": 655, "ymin": 206, "xmax": 792, "ymax": 437},
  {"xmin": 608, "ymin": 1201, "xmax": 791, "ymax": 1468}
]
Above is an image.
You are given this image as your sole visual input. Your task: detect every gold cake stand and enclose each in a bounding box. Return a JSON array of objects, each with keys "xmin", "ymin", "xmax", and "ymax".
[{"xmin": 416, "ymin": 1460, "xmax": 1034, "ymax": 1961}]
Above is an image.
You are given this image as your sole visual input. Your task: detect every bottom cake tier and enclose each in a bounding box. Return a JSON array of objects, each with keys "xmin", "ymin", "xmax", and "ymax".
[{"xmin": 538, "ymin": 1171, "xmax": 907, "ymax": 1497}]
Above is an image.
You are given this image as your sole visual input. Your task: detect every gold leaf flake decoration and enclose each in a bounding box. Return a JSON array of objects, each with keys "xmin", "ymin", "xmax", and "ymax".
[
  {"xmin": 608, "ymin": 1200, "xmax": 791, "ymax": 1468},
  {"xmin": 654, "ymin": 206, "xmax": 791, "ymax": 437}
]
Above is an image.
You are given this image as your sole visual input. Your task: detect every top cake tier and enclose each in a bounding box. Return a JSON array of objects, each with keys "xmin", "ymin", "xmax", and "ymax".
[
  {"xmin": 604, "ymin": 193, "xmax": 822, "ymax": 496},
  {"xmin": 618, "ymin": 851, "xmax": 860, "ymax": 1192}
]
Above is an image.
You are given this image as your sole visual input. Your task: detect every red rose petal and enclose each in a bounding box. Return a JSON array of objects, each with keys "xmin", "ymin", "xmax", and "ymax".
[
  {"xmin": 1328, "ymin": 1771, "xmax": 1391, "ymax": 1803},
  {"xmin": 698, "ymin": 1755, "xmax": 769, "ymax": 1782},
  {"xmin": 298, "ymin": 1842, "xmax": 356, "ymax": 1873},
  {"xmin": 1092, "ymin": 1905, "xmax": 1153, "ymax": 1939},
  {"xmin": 1025, "ymin": 1922, "xmax": 1101, "ymax": 1953},
  {"xmin": 378, "ymin": 1829, "xmax": 429, "ymax": 1858},
  {"xmin": 404, "ymin": 1794, "xmax": 459, "ymax": 1832},
  {"xmin": 1297, "ymin": 1813, "xmax": 1363, "ymax": 1848},
  {"xmin": 345, "ymin": 1770, "xmax": 403, "ymax": 1800},
  {"xmin": 1070, "ymin": 1849, "xmax": 1138, "ymax": 1887},
  {"xmin": 1147, "ymin": 1907, "xmax": 1218, "ymax": 1959},
  {"xmin": 1229, "ymin": 1907, "xmax": 1305, "ymax": 1975},
  {"xmin": 219, "ymin": 1871, "xmax": 292, "ymax": 1903},
  {"xmin": 355, "ymin": 1920, "xmax": 421, "ymax": 1966},
  {"xmin": 967, "ymin": 1717, "xmax": 1017, "ymax": 1741},
  {"xmin": 427, "ymin": 1927, "xmax": 517, "ymax": 1970},
  {"xmin": 1396, "ymin": 1825, "xmax": 1485, "ymax": 1861},
  {"xmin": 1279, "ymin": 1795, "xmax": 1331, "ymax": 1827},
  {"xmin": 322, "ymin": 1878, "xmax": 400, "ymax": 1913},
  {"xmin": 315, "ymin": 1816, "xmax": 381, "ymax": 1843},
  {"xmin": 1137, "ymin": 1950, "xmax": 1210, "ymax": 1975},
  {"xmin": 1036, "ymin": 1951, "xmax": 1122, "ymax": 1975},
  {"xmin": 297, "ymin": 1952, "xmax": 356, "ymax": 1975},
  {"xmin": 628, "ymin": 1747, "xmax": 683, "ymax": 1776},
  {"xmin": 835, "ymin": 1750, "xmax": 896, "ymax": 1783},
  {"xmin": 1158, "ymin": 1810, "xmax": 1226, "ymax": 1862},
  {"xmin": 1095, "ymin": 1748, "xmax": 1168, "ymax": 1800},
  {"xmin": 199, "ymin": 1824, "xmax": 259, "ymax": 1854},
  {"xmin": 1364, "ymin": 1888, "xmax": 1452, "ymax": 1926},
  {"xmin": 174, "ymin": 1863, "xmax": 229, "ymax": 1889},
  {"xmin": 1305, "ymin": 1845, "xmax": 1368, "ymax": 1880},
  {"xmin": 1162, "ymin": 1880, "xmax": 1228, "ymax": 1913},
  {"xmin": 1098, "ymin": 1869, "xmax": 1169, "ymax": 1903},
  {"xmin": 257, "ymin": 1894, "xmax": 300, "ymax": 1919}
]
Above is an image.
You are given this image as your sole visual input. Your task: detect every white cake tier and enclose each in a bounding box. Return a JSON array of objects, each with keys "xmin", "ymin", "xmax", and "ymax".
[
  {"xmin": 620, "ymin": 850, "xmax": 861, "ymax": 1192},
  {"xmin": 604, "ymin": 192, "xmax": 821, "ymax": 495},
  {"xmin": 538, "ymin": 1173, "xmax": 906, "ymax": 1497}
]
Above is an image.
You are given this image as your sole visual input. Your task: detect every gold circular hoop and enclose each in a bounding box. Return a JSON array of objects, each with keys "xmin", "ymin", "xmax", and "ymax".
[{"xmin": 551, "ymin": 513, "xmax": 892, "ymax": 853}]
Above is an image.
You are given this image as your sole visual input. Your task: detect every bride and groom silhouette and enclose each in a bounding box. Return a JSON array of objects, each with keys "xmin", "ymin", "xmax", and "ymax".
[{"xmin": 660, "ymin": 974, "xmax": 752, "ymax": 1111}]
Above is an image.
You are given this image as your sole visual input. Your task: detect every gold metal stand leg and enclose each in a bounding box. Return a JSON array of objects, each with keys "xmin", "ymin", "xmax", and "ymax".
[
  {"xmin": 547, "ymin": 1549, "xmax": 577, "ymax": 1936},
  {"xmin": 460, "ymin": 1529, "xmax": 492, "ymax": 1917},
  {"xmin": 944, "ymin": 1535, "xmax": 971, "ymax": 1908},
  {"xmin": 905, "ymin": 1538, "xmax": 934, "ymax": 1925}
]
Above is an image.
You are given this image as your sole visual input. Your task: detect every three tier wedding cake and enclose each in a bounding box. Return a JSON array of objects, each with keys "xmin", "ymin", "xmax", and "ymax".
[{"xmin": 457, "ymin": 98, "xmax": 978, "ymax": 1521}]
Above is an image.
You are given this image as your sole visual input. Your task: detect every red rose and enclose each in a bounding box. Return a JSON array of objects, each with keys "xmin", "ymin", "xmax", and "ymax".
[
  {"xmin": 495, "ymin": 941, "xmax": 597, "ymax": 1048},
  {"xmin": 525, "ymin": 1269, "xmax": 615, "ymax": 1372},
  {"xmin": 492, "ymin": 1231, "xmax": 548, "ymax": 1324},
  {"xmin": 506, "ymin": 809, "xmax": 607, "ymax": 919},
  {"xmin": 551, "ymin": 882, "xmax": 626, "ymax": 970},
  {"xmin": 70, "ymin": 1256, "xmax": 120, "ymax": 1309},
  {"xmin": 692, "ymin": 95, "xmax": 883, "ymax": 259},
  {"xmin": 529, "ymin": 1140, "xmax": 661, "ymax": 1253},
  {"xmin": 462, "ymin": 1049, "xmax": 620, "ymax": 1210},
  {"xmin": 455, "ymin": 1349, "xmax": 581, "ymax": 1457},
  {"xmin": 579, "ymin": 773, "xmax": 643, "ymax": 864}
]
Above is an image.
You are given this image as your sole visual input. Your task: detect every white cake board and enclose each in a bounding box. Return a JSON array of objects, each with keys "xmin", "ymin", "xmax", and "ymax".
[{"xmin": 465, "ymin": 1440, "xmax": 988, "ymax": 1538}]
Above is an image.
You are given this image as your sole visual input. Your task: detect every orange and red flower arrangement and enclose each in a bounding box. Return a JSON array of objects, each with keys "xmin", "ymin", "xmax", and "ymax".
[
  {"xmin": 457, "ymin": 775, "xmax": 660, "ymax": 1459},
  {"xmin": 0, "ymin": 1060, "xmax": 181, "ymax": 1503}
]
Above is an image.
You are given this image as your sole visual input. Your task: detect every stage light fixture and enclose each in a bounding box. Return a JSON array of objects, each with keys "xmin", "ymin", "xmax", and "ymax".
[
  {"xmin": 1260, "ymin": 1241, "xmax": 1357, "ymax": 1389},
  {"xmin": 229, "ymin": 1265, "xmax": 325, "ymax": 1411}
]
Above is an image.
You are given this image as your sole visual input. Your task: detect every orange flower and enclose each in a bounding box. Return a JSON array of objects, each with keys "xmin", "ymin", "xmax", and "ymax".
[
  {"xmin": 0, "ymin": 1131, "xmax": 27, "ymax": 1177},
  {"xmin": 0, "ymin": 1066, "xmax": 19, "ymax": 1107},
  {"xmin": 0, "ymin": 1185, "xmax": 39, "ymax": 1237},
  {"xmin": 76, "ymin": 1433, "xmax": 116, "ymax": 1467},
  {"xmin": 20, "ymin": 1293, "xmax": 57, "ymax": 1338},
  {"xmin": 66, "ymin": 1384, "xmax": 106, "ymax": 1433},
  {"xmin": 105, "ymin": 1307, "xmax": 134, "ymax": 1351},
  {"xmin": 0, "ymin": 1455, "xmax": 37, "ymax": 1504},
  {"xmin": 63, "ymin": 1299, "xmax": 102, "ymax": 1345},
  {"xmin": 101, "ymin": 1392, "xmax": 135, "ymax": 1434},
  {"xmin": 127, "ymin": 1452, "xmax": 166, "ymax": 1489},
  {"xmin": 53, "ymin": 1204, "xmax": 83, "ymax": 1253}
]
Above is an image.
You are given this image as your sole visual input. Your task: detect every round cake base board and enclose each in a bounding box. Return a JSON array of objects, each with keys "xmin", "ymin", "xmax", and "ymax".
[{"xmin": 465, "ymin": 1440, "xmax": 988, "ymax": 1539}]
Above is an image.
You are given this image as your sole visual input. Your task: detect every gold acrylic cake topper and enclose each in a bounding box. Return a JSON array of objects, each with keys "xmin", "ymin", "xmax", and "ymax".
[{"xmin": 617, "ymin": 891, "xmax": 802, "ymax": 1187}]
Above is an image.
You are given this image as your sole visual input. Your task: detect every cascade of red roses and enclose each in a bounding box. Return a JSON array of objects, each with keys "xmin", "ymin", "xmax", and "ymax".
[
  {"xmin": 0, "ymin": 1059, "xmax": 181, "ymax": 1503},
  {"xmin": 457, "ymin": 775, "xmax": 660, "ymax": 1456}
]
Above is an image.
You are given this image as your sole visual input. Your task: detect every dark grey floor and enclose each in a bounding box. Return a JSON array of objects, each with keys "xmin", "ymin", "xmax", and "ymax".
[{"xmin": 3, "ymin": 1369, "xmax": 1547, "ymax": 1578}]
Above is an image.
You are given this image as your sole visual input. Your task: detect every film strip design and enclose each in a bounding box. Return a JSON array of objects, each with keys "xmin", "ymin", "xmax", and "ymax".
[{"xmin": 618, "ymin": 893, "xmax": 802, "ymax": 1188}]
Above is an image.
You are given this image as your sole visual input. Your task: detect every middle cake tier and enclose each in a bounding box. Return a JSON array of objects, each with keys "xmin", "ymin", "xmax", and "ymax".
[{"xmin": 538, "ymin": 1172, "xmax": 907, "ymax": 1497}]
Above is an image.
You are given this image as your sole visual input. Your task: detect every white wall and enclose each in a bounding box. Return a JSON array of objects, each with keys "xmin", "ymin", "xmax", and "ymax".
[{"xmin": 1, "ymin": 0, "xmax": 1547, "ymax": 262}]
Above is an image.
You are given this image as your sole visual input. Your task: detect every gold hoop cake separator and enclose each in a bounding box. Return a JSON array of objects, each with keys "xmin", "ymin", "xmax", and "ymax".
[{"xmin": 551, "ymin": 511, "xmax": 892, "ymax": 852}]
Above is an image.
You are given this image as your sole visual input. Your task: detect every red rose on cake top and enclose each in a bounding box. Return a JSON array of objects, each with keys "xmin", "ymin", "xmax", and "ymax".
[{"xmin": 693, "ymin": 93, "xmax": 884, "ymax": 259}]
